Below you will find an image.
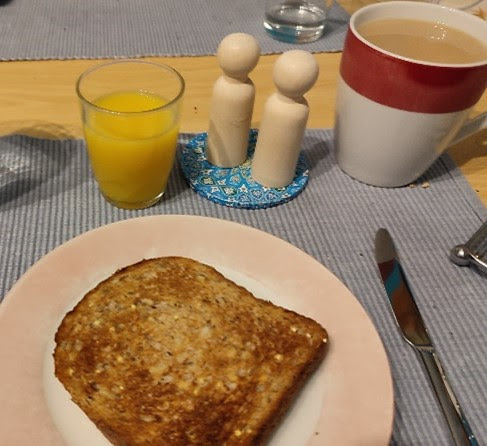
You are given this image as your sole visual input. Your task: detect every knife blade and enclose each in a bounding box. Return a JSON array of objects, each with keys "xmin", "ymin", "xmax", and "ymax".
[{"xmin": 374, "ymin": 228, "xmax": 478, "ymax": 446}]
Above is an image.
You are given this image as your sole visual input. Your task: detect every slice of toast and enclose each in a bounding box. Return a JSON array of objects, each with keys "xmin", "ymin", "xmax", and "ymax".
[{"xmin": 54, "ymin": 257, "xmax": 328, "ymax": 446}]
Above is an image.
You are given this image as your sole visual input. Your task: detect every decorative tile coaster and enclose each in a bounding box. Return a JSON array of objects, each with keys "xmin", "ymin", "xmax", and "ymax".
[{"xmin": 179, "ymin": 129, "xmax": 309, "ymax": 209}]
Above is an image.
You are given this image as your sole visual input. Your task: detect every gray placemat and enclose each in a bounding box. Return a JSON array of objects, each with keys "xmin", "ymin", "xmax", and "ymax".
[
  {"xmin": 1, "ymin": 130, "xmax": 486, "ymax": 444},
  {"xmin": 0, "ymin": 0, "xmax": 349, "ymax": 61}
]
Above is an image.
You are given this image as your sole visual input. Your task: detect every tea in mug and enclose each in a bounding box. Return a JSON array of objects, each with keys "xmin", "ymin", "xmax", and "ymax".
[{"xmin": 357, "ymin": 18, "xmax": 487, "ymax": 64}]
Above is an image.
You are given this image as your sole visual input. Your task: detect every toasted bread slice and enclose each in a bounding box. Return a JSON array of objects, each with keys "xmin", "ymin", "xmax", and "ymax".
[{"xmin": 54, "ymin": 257, "xmax": 328, "ymax": 446}]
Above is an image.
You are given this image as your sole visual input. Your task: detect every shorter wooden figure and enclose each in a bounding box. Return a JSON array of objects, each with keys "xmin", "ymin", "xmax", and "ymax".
[
  {"xmin": 251, "ymin": 50, "xmax": 319, "ymax": 188},
  {"xmin": 206, "ymin": 33, "xmax": 260, "ymax": 167}
]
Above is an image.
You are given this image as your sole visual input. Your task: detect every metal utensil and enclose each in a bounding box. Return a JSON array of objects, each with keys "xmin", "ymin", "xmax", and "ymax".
[
  {"xmin": 374, "ymin": 228, "xmax": 478, "ymax": 446},
  {"xmin": 450, "ymin": 219, "xmax": 487, "ymax": 273}
]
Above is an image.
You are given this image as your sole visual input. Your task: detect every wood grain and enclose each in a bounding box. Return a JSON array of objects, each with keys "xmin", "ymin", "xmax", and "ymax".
[{"xmin": 0, "ymin": 54, "xmax": 341, "ymax": 137}]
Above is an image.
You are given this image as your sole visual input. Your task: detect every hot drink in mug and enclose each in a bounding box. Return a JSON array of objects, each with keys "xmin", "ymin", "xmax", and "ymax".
[{"xmin": 334, "ymin": 1, "xmax": 487, "ymax": 187}]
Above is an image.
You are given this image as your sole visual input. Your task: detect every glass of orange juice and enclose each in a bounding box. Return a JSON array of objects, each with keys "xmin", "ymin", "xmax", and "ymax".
[{"xmin": 76, "ymin": 60, "xmax": 185, "ymax": 210}]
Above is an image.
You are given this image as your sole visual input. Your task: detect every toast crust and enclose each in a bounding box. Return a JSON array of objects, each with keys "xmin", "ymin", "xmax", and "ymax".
[{"xmin": 54, "ymin": 257, "xmax": 328, "ymax": 446}]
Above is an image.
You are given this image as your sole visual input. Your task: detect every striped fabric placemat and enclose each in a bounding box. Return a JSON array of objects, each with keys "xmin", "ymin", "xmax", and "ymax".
[
  {"xmin": 1, "ymin": 130, "xmax": 486, "ymax": 444},
  {"xmin": 0, "ymin": 0, "xmax": 349, "ymax": 60}
]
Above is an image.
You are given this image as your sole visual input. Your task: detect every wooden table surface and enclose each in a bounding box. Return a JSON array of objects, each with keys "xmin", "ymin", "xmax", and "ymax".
[{"xmin": 0, "ymin": 0, "xmax": 485, "ymax": 204}]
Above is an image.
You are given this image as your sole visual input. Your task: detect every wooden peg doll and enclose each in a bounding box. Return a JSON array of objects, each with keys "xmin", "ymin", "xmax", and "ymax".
[
  {"xmin": 206, "ymin": 33, "xmax": 260, "ymax": 167},
  {"xmin": 251, "ymin": 50, "xmax": 319, "ymax": 188}
]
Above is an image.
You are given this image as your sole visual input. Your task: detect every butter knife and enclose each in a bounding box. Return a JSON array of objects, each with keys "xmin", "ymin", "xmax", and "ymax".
[{"xmin": 374, "ymin": 228, "xmax": 478, "ymax": 446}]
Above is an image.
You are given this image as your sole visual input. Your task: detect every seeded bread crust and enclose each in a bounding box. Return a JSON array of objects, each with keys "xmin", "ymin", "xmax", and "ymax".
[{"xmin": 54, "ymin": 257, "xmax": 328, "ymax": 446}]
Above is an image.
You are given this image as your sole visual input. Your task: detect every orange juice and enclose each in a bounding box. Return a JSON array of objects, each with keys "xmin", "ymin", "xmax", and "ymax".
[{"xmin": 83, "ymin": 90, "xmax": 179, "ymax": 209}]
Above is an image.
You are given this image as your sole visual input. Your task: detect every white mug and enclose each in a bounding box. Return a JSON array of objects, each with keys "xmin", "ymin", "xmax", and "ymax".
[{"xmin": 334, "ymin": 1, "xmax": 487, "ymax": 187}]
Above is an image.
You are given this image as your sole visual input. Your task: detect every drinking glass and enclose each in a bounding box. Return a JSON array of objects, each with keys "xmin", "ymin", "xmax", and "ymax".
[
  {"xmin": 427, "ymin": 0, "xmax": 483, "ymax": 10},
  {"xmin": 264, "ymin": 0, "xmax": 331, "ymax": 43},
  {"xmin": 77, "ymin": 60, "xmax": 185, "ymax": 209}
]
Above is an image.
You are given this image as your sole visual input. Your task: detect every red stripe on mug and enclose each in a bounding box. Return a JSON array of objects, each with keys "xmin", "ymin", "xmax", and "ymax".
[{"xmin": 340, "ymin": 27, "xmax": 487, "ymax": 113}]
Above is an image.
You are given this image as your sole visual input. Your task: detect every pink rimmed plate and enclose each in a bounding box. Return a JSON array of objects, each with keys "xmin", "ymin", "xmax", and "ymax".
[{"xmin": 0, "ymin": 215, "xmax": 393, "ymax": 445}]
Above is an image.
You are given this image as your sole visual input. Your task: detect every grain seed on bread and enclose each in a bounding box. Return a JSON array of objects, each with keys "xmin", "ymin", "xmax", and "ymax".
[{"xmin": 54, "ymin": 256, "xmax": 328, "ymax": 446}]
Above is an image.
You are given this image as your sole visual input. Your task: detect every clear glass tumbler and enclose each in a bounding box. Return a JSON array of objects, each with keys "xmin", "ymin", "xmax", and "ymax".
[
  {"xmin": 76, "ymin": 60, "xmax": 185, "ymax": 210},
  {"xmin": 264, "ymin": 0, "xmax": 330, "ymax": 43}
]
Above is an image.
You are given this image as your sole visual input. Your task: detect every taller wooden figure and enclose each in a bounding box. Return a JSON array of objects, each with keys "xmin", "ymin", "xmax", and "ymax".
[
  {"xmin": 206, "ymin": 33, "xmax": 261, "ymax": 168},
  {"xmin": 251, "ymin": 50, "xmax": 319, "ymax": 188}
]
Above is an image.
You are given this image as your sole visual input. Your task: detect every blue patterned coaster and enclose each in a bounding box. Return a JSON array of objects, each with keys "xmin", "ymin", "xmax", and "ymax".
[{"xmin": 179, "ymin": 129, "xmax": 309, "ymax": 209}]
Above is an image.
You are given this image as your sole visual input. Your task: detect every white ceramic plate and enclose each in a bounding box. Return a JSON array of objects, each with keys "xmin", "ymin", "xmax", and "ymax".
[{"xmin": 0, "ymin": 215, "xmax": 393, "ymax": 445}]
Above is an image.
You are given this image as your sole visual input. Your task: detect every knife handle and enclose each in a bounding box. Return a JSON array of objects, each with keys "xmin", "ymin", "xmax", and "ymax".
[{"xmin": 419, "ymin": 349, "xmax": 478, "ymax": 446}]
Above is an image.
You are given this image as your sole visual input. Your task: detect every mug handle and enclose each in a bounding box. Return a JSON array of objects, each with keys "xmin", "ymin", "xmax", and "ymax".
[{"xmin": 451, "ymin": 112, "xmax": 487, "ymax": 146}]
